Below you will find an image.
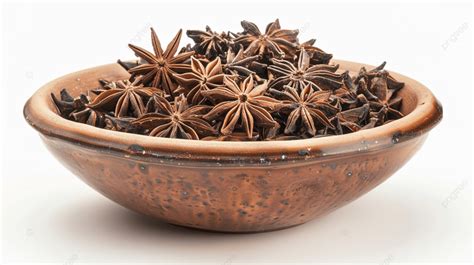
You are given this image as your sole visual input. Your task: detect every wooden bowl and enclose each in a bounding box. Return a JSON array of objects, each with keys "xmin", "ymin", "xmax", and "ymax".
[{"xmin": 23, "ymin": 60, "xmax": 442, "ymax": 232}]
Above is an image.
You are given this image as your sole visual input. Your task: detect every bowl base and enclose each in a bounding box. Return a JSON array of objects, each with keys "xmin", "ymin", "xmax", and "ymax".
[{"xmin": 169, "ymin": 222, "xmax": 305, "ymax": 234}]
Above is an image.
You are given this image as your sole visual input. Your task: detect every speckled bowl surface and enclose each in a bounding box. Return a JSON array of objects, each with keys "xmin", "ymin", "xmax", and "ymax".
[{"xmin": 24, "ymin": 60, "xmax": 442, "ymax": 232}]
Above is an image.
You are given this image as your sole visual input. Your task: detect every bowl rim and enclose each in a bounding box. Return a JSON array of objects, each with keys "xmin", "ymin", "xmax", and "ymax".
[{"xmin": 23, "ymin": 59, "xmax": 443, "ymax": 159}]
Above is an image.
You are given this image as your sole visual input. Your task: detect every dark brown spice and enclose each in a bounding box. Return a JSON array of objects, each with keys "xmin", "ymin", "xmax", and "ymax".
[
  {"xmin": 173, "ymin": 57, "xmax": 225, "ymax": 105},
  {"xmin": 87, "ymin": 78, "xmax": 160, "ymax": 118},
  {"xmin": 127, "ymin": 28, "xmax": 194, "ymax": 96},
  {"xmin": 132, "ymin": 94, "xmax": 216, "ymax": 140},
  {"xmin": 186, "ymin": 26, "xmax": 230, "ymax": 60},
  {"xmin": 202, "ymin": 75, "xmax": 280, "ymax": 138},
  {"xmin": 52, "ymin": 19, "xmax": 405, "ymax": 141}
]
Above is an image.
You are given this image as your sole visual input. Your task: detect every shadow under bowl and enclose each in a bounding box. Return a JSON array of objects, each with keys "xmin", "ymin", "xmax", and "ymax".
[{"xmin": 23, "ymin": 60, "xmax": 443, "ymax": 232}]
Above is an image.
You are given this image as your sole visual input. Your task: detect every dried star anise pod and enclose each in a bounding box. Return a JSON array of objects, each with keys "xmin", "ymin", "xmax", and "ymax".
[
  {"xmin": 104, "ymin": 115, "xmax": 142, "ymax": 133},
  {"xmin": 70, "ymin": 94, "xmax": 107, "ymax": 127},
  {"xmin": 268, "ymin": 48, "xmax": 343, "ymax": 91},
  {"xmin": 329, "ymin": 71, "xmax": 359, "ymax": 110},
  {"xmin": 365, "ymin": 71, "xmax": 404, "ymax": 124},
  {"xmin": 330, "ymin": 104, "xmax": 370, "ymax": 134},
  {"xmin": 126, "ymin": 28, "xmax": 194, "ymax": 96},
  {"xmin": 116, "ymin": 59, "xmax": 141, "ymax": 71},
  {"xmin": 51, "ymin": 88, "xmax": 82, "ymax": 118},
  {"xmin": 202, "ymin": 132, "xmax": 260, "ymax": 141},
  {"xmin": 329, "ymin": 116, "xmax": 360, "ymax": 135},
  {"xmin": 234, "ymin": 19, "xmax": 299, "ymax": 59},
  {"xmin": 145, "ymin": 92, "xmax": 173, "ymax": 113},
  {"xmin": 355, "ymin": 62, "xmax": 405, "ymax": 92},
  {"xmin": 297, "ymin": 39, "xmax": 333, "ymax": 65},
  {"xmin": 222, "ymin": 47, "xmax": 260, "ymax": 78},
  {"xmin": 132, "ymin": 94, "xmax": 216, "ymax": 140},
  {"xmin": 174, "ymin": 57, "xmax": 225, "ymax": 105},
  {"xmin": 179, "ymin": 44, "xmax": 210, "ymax": 65},
  {"xmin": 353, "ymin": 64, "xmax": 404, "ymax": 125},
  {"xmin": 187, "ymin": 26, "xmax": 230, "ymax": 59},
  {"xmin": 258, "ymin": 121, "xmax": 302, "ymax": 141},
  {"xmin": 51, "ymin": 89, "xmax": 106, "ymax": 127},
  {"xmin": 361, "ymin": 117, "xmax": 379, "ymax": 130},
  {"xmin": 202, "ymin": 75, "xmax": 280, "ymax": 138},
  {"xmin": 87, "ymin": 78, "xmax": 161, "ymax": 118},
  {"xmin": 272, "ymin": 85, "xmax": 338, "ymax": 136}
]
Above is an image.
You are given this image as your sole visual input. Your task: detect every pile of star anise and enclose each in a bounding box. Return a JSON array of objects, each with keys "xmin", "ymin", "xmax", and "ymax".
[{"xmin": 52, "ymin": 19, "xmax": 405, "ymax": 141}]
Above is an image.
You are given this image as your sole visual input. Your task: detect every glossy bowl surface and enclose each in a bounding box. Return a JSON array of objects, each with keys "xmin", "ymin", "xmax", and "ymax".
[{"xmin": 24, "ymin": 60, "xmax": 442, "ymax": 232}]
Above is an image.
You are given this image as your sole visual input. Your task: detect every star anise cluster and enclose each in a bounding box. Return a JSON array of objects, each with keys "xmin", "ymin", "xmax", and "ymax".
[{"xmin": 52, "ymin": 19, "xmax": 405, "ymax": 141}]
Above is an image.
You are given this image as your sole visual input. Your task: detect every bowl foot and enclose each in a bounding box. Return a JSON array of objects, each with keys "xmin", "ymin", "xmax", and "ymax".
[{"xmin": 168, "ymin": 222, "xmax": 306, "ymax": 234}]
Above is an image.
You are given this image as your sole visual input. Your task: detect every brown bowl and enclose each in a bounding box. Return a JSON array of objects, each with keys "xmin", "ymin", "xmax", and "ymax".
[{"xmin": 23, "ymin": 60, "xmax": 442, "ymax": 233}]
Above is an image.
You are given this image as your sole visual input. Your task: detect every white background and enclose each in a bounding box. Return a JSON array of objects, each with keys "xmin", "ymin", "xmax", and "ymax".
[{"xmin": 1, "ymin": 1, "xmax": 472, "ymax": 264}]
